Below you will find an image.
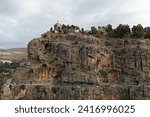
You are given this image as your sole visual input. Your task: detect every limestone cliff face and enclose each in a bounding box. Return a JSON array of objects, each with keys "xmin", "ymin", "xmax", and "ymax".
[{"xmin": 1, "ymin": 32, "xmax": 150, "ymax": 99}]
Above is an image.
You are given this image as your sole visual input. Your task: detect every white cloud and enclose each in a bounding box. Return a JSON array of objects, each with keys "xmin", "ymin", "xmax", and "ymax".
[{"xmin": 15, "ymin": 0, "xmax": 40, "ymax": 17}]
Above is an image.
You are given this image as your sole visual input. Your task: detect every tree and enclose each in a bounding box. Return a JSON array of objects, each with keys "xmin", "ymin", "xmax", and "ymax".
[
  {"xmin": 81, "ymin": 28, "xmax": 84, "ymax": 34},
  {"xmin": 105, "ymin": 24, "xmax": 114, "ymax": 37},
  {"xmin": 144, "ymin": 27, "xmax": 150, "ymax": 39},
  {"xmin": 114, "ymin": 24, "xmax": 131, "ymax": 38},
  {"xmin": 62, "ymin": 24, "xmax": 69, "ymax": 34},
  {"xmin": 91, "ymin": 26, "xmax": 97, "ymax": 35},
  {"xmin": 62, "ymin": 24, "xmax": 80, "ymax": 33},
  {"xmin": 75, "ymin": 26, "xmax": 80, "ymax": 30},
  {"xmin": 70, "ymin": 25, "xmax": 76, "ymax": 32},
  {"xmin": 50, "ymin": 27, "xmax": 53, "ymax": 32},
  {"xmin": 105, "ymin": 24, "xmax": 113, "ymax": 33},
  {"xmin": 132, "ymin": 24, "xmax": 144, "ymax": 38}
]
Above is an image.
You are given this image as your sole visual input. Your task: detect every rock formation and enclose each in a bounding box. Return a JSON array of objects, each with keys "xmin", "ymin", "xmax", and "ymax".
[{"xmin": 1, "ymin": 30, "xmax": 150, "ymax": 100}]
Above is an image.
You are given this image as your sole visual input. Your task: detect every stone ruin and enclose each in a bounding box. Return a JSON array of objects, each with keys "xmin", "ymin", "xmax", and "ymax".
[
  {"xmin": 54, "ymin": 21, "xmax": 62, "ymax": 33},
  {"xmin": 1, "ymin": 29, "xmax": 150, "ymax": 100}
]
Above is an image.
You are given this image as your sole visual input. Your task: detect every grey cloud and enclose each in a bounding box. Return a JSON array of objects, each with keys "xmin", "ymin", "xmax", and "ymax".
[
  {"xmin": 0, "ymin": 0, "xmax": 150, "ymax": 48},
  {"xmin": 0, "ymin": 0, "xmax": 19, "ymax": 16}
]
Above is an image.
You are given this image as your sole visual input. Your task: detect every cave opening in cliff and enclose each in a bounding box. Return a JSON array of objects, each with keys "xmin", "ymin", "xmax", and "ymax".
[{"xmin": 45, "ymin": 43, "xmax": 51, "ymax": 52}]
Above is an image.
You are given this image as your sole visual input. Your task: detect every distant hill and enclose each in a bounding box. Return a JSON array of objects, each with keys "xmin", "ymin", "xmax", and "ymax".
[
  {"xmin": 6, "ymin": 48, "xmax": 27, "ymax": 52},
  {"xmin": 0, "ymin": 48, "xmax": 27, "ymax": 61}
]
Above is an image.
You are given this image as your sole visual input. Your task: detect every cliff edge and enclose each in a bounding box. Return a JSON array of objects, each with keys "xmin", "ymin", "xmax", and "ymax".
[{"xmin": 1, "ymin": 31, "xmax": 150, "ymax": 99}]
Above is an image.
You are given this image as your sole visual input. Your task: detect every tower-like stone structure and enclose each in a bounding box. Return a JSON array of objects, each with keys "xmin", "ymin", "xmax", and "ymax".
[{"xmin": 54, "ymin": 21, "xmax": 62, "ymax": 33}]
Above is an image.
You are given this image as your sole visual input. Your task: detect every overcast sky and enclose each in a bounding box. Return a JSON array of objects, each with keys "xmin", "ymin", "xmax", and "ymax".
[{"xmin": 0, "ymin": 0, "xmax": 150, "ymax": 48}]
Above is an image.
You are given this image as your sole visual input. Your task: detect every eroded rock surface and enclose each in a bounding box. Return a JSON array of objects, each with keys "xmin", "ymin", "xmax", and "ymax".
[{"xmin": 1, "ymin": 32, "xmax": 150, "ymax": 99}]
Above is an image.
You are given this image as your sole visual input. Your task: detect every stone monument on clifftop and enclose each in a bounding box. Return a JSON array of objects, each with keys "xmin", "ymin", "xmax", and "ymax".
[{"xmin": 54, "ymin": 21, "xmax": 62, "ymax": 33}]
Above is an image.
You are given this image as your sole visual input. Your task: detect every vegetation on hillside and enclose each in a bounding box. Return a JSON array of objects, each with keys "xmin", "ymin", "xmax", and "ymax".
[
  {"xmin": 0, "ymin": 62, "xmax": 19, "ymax": 79},
  {"xmin": 58, "ymin": 23, "xmax": 150, "ymax": 39}
]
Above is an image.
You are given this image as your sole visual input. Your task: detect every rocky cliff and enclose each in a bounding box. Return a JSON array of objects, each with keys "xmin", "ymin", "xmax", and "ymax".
[{"xmin": 1, "ymin": 31, "xmax": 150, "ymax": 100}]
